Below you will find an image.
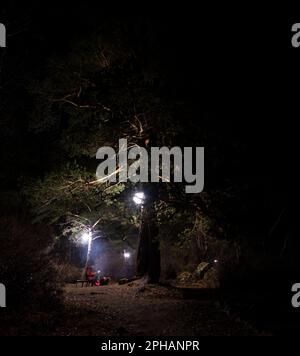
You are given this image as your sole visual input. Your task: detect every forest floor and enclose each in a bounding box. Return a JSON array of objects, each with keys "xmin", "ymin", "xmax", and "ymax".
[
  {"xmin": 4, "ymin": 279, "xmax": 300, "ymax": 336},
  {"xmin": 2, "ymin": 280, "xmax": 299, "ymax": 336},
  {"xmin": 1, "ymin": 280, "xmax": 274, "ymax": 336},
  {"xmin": 11, "ymin": 281, "xmax": 265, "ymax": 336}
]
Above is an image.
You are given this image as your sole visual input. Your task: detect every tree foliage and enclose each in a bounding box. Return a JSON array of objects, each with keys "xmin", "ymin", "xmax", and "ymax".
[{"xmin": 21, "ymin": 20, "xmax": 247, "ymax": 279}]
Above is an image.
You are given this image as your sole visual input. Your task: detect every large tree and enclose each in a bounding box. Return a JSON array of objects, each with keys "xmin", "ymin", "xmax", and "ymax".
[{"xmin": 21, "ymin": 17, "xmax": 268, "ymax": 283}]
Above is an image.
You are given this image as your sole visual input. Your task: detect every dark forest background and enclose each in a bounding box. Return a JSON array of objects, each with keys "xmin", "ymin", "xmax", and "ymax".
[{"xmin": 0, "ymin": 2, "xmax": 299, "ymax": 327}]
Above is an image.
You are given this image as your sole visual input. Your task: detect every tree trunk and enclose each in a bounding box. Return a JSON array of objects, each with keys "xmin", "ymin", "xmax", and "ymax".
[{"xmin": 136, "ymin": 192, "xmax": 161, "ymax": 283}]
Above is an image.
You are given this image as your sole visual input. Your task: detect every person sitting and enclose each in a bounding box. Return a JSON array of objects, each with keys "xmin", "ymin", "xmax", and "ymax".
[{"xmin": 85, "ymin": 265, "xmax": 96, "ymax": 285}]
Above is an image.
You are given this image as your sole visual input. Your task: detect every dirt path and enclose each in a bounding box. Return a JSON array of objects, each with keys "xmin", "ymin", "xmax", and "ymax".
[{"xmin": 49, "ymin": 282, "xmax": 261, "ymax": 336}]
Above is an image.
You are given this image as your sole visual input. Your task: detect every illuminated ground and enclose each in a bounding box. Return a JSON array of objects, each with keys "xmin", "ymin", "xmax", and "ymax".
[
  {"xmin": 1, "ymin": 281, "xmax": 267, "ymax": 335},
  {"xmin": 52, "ymin": 282, "xmax": 261, "ymax": 336}
]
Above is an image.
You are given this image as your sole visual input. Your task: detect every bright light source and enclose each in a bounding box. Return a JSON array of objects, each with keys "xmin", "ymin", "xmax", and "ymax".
[
  {"xmin": 133, "ymin": 191, "xmax": 145, "ymax": 205},
  {"xmin": 214, "ymin": 259, "xmax": 218, "ymax": 263},
  {"xmin": 133, "ymin": 196, "xmax": 143, "ymax": 205},
  {"xmin": 123, "ymin": 251, "xmax": 131, "ymax": 259},
  {"xmin": 81, "ymin": 230, "xmax": 92, "ymax": 244},
  {"xmin": 135, "ymin": 192, "xmax": 145, "ymax": 199}
]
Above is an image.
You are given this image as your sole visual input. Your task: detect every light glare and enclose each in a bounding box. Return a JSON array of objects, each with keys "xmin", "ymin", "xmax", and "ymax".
[
  {"xmin": 81, "ymin": 231, "xmax": 92, "ymax": 244},
  {"xmin": 123, "ymin": 251, "xmax": 131, "ymax": 259},
  {"xmin": 133, "ymin": 191, "xmax": 145, "ymax": 205}
]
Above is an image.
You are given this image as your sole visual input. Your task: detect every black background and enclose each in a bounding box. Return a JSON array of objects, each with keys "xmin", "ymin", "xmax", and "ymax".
[{"xmin": 0, "ymin": 1, "xmax": 299, "ymax": 339}]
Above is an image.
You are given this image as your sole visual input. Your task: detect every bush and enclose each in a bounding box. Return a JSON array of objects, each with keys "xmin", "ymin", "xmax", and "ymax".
[{"xmin": 0, "ymin": 215, "xmax": 63, "ymax": 311}]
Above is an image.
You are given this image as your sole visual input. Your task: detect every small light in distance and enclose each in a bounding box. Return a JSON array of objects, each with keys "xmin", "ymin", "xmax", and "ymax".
[{"xmin": 123, "ymin": 251, "xmax": 131, "ymax": 259}]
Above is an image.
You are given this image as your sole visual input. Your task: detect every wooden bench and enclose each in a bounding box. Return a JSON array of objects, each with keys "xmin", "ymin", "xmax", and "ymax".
[{"xmin": 75, "ymin": 279, "xmax": 94, "ymax": 287}]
